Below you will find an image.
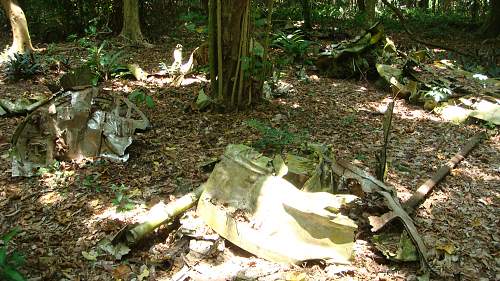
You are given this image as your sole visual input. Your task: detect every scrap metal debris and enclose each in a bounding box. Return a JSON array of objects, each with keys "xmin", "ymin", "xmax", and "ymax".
[
  {"xmin": 315, "ymin": 22, "xmax": 385, "ymax": 79},
  {"xmin": 315, "ymin": 22, "xmax": 500, "ymax": 125},
  {"xmin": 197, "ymin": 144, "xmax": 359, "ymax": 264},
  {"xmin": 368, "ymin": 132, "xmax": 485, "ymax": 232},
  {"xmin": 0, "ymin": 96, "xmax": 47, "ymax": 116},
  {"xmin": 109, "ymin": 143, "xmax": 431, "ymax": 272},
  {"xmin": 11, "ymin": 87, "xmax": 150, "ymax": 177},
  {"xmin": 331, "ymin": 158, "xmax": 430, "ymax": 271}
]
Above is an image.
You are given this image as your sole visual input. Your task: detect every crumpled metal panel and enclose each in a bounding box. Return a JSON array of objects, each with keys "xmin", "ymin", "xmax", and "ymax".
[
  {"xmin": 11, "ymin": 87, "xmax": 150, "ymax": 177},
  {"xmin": 197, "ymin": 144, "xmax": 358, "ymax": 264}
]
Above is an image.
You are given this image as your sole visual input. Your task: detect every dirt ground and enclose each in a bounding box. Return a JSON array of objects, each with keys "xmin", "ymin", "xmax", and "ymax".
[{"xmin": 0, "ymin": 30, "xmax": 499, "ymax": 281}]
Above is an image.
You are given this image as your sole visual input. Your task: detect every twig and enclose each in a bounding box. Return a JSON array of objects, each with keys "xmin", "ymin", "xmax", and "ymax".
[{"xmin": 5, "ymin": 204, "xmax": 20, "ymax": 217}]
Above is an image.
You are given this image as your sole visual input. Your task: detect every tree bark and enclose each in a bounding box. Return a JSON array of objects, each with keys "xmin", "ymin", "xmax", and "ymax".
[
  {"xmin": 301, "ymin": 0, "xmax": 312, "ymax": 30},
  {"xmin": 120, "ymin": 0, "xmax": 144, "ymax": 43},
  {"xmin": 482, "ymin": 0, "xmax": 500, "ymax": 37},
  {"xmin": 208, "ymin": 0, "xmax": 261, "ymax": 110},
  {"xmin": 418, "ymin": 0, "xmax": 429, "ymax": 10},
  {"xmin": 366, "ymin": 0, "xmax": 376, "ymax": 24},
  {"xmin": 1, "ymin": 0, "xmax": 34, "ymax": 54},
  {"xmin": 201, "ymin": 0, "xmax": 209, "ymax": 13},
  {"xmin": 357, "ymin": 0, "xmax": 366, "ymax": 12}
]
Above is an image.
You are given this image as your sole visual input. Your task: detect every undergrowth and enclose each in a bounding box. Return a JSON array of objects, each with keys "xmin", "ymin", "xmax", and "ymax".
[
  {"xmin": 0, "ymin": 228, "xmax": 25, "ymax": 281},
  {"xmin": 246, "ymin": 119, "xmax": 306, "ymax": 152},
  {"xmin": 4, "ymin": 53, "xmax": 42, "ymax": 81}
]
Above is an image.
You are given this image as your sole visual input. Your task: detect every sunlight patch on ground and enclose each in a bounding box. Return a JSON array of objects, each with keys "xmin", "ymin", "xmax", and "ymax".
[
  {"xmin": 309, "ymin": 75, "xmax": 320, "ymax": 82},
  {"xmin": 161, "ymin": 253, "xmax": 288, "ymax": 281},
  {"xmin": 438, "ymin": 105, "xmax": 470, "ymax": 123},
  {"xmin": 363, "ymin": 98, "xmax": 444, "ymax": 123},
  {"xmin": 38, "ymin": 191, "xmax": 64, "ymax": 205},
  {"xmin": 93, "ymin": 204, "xmax": 149, "ymax": 224},
  {"xmin": 355, "ymin": 86, "xmax": 368, "ymax": 92},
  {"xmin": 134, "ymin": 201, "xmax": 168, "ymax": 224},
  {"xmin": 277, "ymin": 99, "xmax": 303, "ymax": 109},
  {"xmin": 180, "ymin": 75, "xmax": 209, "ymax": 86},
  {"xmin": 455, "ymin": 165, "xmax": 499, "ymax": 187}
]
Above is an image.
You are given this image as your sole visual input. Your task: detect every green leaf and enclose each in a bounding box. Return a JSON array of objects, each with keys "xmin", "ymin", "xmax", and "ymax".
[
  {"xmin": 145, "ymin": 96, "xmax": 155, "ymax": 108},
  {"xmin": 1, "ymin": 228, "xmax": 20, "ymax": 244},
  {"xmin": 91, "ymin": 76, "xmax": 99, "ymax": 86},
  {"xmin": 0, "ymin": 247, "xmax": 6, "ymax": 264},
  {"xmin": 241, "ymin": 56, "xmax": 251, "ymax": 71},
  {"xmin": 123, "ymin": 202, "xmax": 135, "ymax": 211},
  {"xmin": 1, "ymin": 266, "xmax": 26, "ymax": 281},
  {"xmin": 8, "ymin": 252, "xmax": 25, "ymax": 267},
  {"xmin": 128, "ymin": 90, "xmax": 145, "ymax": 103},
  {"xmin": 252, "ymin": 40, "xmax": 265, "ymax": 58},
  {"xmin": 82, "ymin": 250, "xmax": 98, "ymax": 261},
  {"xmin": 254, "ymin": 18, "xmax": 267, "ymax": 27}
]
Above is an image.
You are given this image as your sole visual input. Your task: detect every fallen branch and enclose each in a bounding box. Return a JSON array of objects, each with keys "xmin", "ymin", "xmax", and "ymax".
[
  {"xmin": 403, "ymin": 132, "xmax": 485, "ymax": 212},
  {"xmin": 124, "ymin": 185, "xmax": 205, "ymax": 245},
  {"xmin": 369, "ymin": 132, "xmax": 485, "ymax": 232}
]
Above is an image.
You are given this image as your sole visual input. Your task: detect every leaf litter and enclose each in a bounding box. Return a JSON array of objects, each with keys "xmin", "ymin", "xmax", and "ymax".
[{"xmin": 0, "ymin": 29, "xmax": 499, "ymax": 280}]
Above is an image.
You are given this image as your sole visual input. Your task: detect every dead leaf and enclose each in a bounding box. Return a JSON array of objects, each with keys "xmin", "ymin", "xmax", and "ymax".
[
  {"xmin": 99, "ymin": 239, "xmax": 131, "ymax": 260},
  {"xmin": 82, "ymin": 250, "xmax": 98, "ymax": 261},
  {"xmin": 436, "ymin": 242, "xmax": 455, "ymax": 255},
  {"xmin": 113, "ymin": 264, "xmax": 132, "ymax": 280},
  {"xmin": 285, "ymin": 271, "xmax": 307, "ymax": 281},
  {"xmin": 137, "ymin": 265, "xmax": 150, "ymax": 281}
]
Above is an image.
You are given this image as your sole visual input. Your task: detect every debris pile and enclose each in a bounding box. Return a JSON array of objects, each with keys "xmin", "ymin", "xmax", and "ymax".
[
  {"xmin": 316, "ymin": 22, "xmax": 499, "ymax": 125},
  {"xmin": 11, "ymin": 87, "xmax": 150, "ymax": 176},
  {"xmin": 113, "ymin": 143, "xmax": 430, "ymax": 273}
]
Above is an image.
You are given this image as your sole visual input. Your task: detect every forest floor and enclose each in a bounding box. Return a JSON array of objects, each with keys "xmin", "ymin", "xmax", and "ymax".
[{"xmin": 0, "ymin": 28, "xmax": 499, "ymax": 281}]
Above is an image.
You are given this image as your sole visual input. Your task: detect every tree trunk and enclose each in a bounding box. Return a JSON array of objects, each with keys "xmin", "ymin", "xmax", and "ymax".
[
  {"xmin": 482, "ymin": 0, "xmax": 500, "ymax": 37},
  {"xmin": 357, "ymin": 0, "xmax": 366, "ymax": 12},
  {"xmin": 418, "ymin": 0, "xmax": 429, "ymax": 10},
  {"xmin": 470, "ymin": 0, "xmax": 479, "ymax": 20},
  {"xmin": 120, "ymin": 0, "xmax": 144, "ymax": 42},
  {"xmin": 1, "ymin": 0, "xmax": 34, "ymax": 54},
  {"xmin": 366, "ymin": 0, "xmax": 376, "ymax": 24},
  {"xmin": 201, "ymin": 0, "xmax": 209, "ymax": 12},
  {"xmin": 301, "ymin": 0, "xmax": 312, "ymax": 30},
  {"xmin": 208, "ymin": 0, "xmax": 261, "ymax": 110}
]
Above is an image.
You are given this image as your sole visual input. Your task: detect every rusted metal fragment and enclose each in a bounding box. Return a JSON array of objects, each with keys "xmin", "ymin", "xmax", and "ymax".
[{"xmin": 11, "ymin": 87, "xmax": 150, "ymax": 176}]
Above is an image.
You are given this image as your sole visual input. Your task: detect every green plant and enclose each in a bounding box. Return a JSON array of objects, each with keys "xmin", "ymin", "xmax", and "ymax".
[
  {"xmin": 128, "ymin": 90, "xmax": 155, "ymax": 108},
  {"xmin": 272, "ymin": 30, "xmax": 312, "ymax": 63},
  {"xmin": 68, "ymin": 18, "xmax": 101, "ymax": 48},
  {"xmin": 355, "ymin": 153, "xmax": 367, "ymax": 161},
  {"xmin": 82, "ymin": 174, "xmax": 101, "ymax": 192},
  {"xmin": 0, "ymin": 228, "xmax": 26, "ymax": 281},
  {"xmin": 180, "ymin": 10, "xmax": 208, "ymax": 34},
  {"xmin": 4, "ymin": 53, "xmax": 42, "ymax": 81},
  {"xmin": 341, "ymin": 114, "xmax": 356, "ymax": 126},
  {"xmin": 424, "ymin": 86, "xmax": 452, "ymax": 102},
  {"xmin": 111, "ymin": 184, "xmax": 135, "ymax": 212},
  {"xmin": 35, "ymin": 160, "xmax": 61, "ymax": 176},
  {"xmin": 481, "ymin": 121, "xmax": 497, "ymax": 130},
  {"xmin": 246, "ymin": 119, "xmax": 304, "ymax": 151},
  {"xmin": 42, "ymin": 53, "xmax": 70, "ymax": 72},
  {"xmin": 86, "ymin": 41, "xmax": 123, "ymax": 85},
  {"xmin": 36, "ymin": 161, "xmax": 75, "ymax": 189}
]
